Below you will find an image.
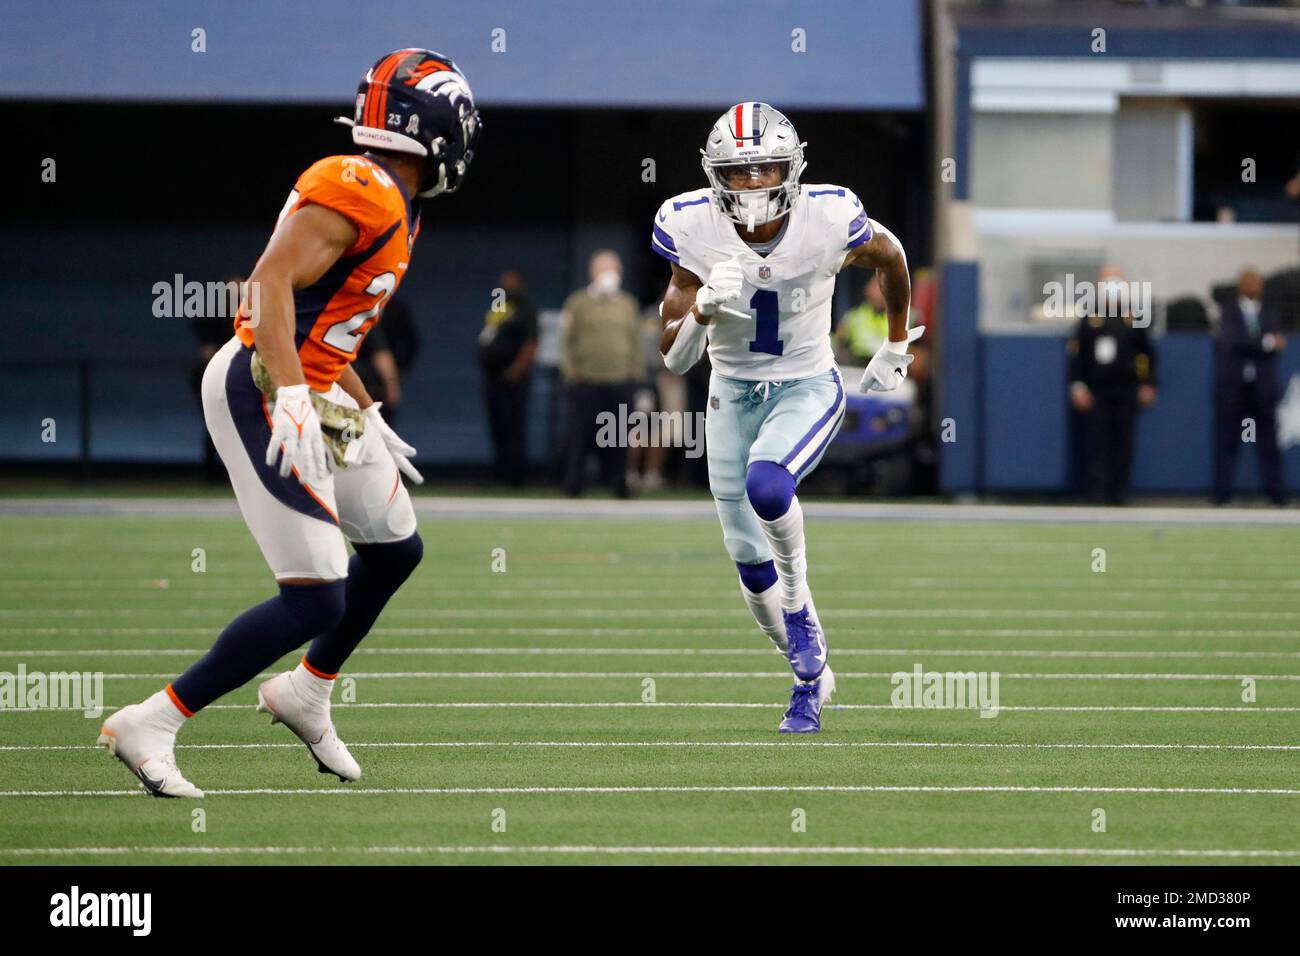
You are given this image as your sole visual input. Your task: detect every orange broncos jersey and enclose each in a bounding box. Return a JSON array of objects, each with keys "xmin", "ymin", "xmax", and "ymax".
[{"xmin": 236, "ymin": 154, "xmax": 420, "ymax": 390}]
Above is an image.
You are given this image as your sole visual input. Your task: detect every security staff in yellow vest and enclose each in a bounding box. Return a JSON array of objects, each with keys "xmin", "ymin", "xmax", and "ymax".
[{"xmin": 835, "ymin": 275, "xmax": 891, "ymax": 365}]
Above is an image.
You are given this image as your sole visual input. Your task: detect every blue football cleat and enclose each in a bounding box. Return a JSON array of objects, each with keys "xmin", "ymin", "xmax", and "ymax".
[
  {"xmin": 778, "ymin": 666, "xmax": 835, "ymax": 734},
  {"xmin": 783, "ymin": 605, "xmax": 827, "ymax": 681}
]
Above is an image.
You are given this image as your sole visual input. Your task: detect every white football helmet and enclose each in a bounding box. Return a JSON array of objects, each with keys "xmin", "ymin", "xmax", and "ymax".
[{"xmin": 701, "ymin": 102, "xmax": 807, "ymax": 230}]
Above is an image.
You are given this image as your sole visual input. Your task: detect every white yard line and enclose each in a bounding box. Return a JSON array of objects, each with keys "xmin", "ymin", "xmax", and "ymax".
[
  {"xmin": 4, "ymin": 702, "xmax": 1299, "ymax": 713},
  {"xmin": 4, "ymin": 606, "xmax": 1300, "ymax": 620},
  {"xmin": 59, "ymin": 670, "xmax": 1300, "ymax": 681},
  {"xmin": 0, "ymin": 844, "xmax": 1296, "ymax": 858},
  {"xmin": 4, "ymin": 646, "xmax": 1299, "ymax": 660},
  {"xmin": 3, "ymin": 740, "xmax": 1297, "ymax": 752},
  {"xmin": 3, "ymin": 626, "xmax": 1296, "ymax": 639},
  {"xmin": 3, "ymin": 783, "xmax": 1299, "ymax": 797},
  {"xmin": 4, "ymin": 582, "xmax": 1297, "ymax": 600}
]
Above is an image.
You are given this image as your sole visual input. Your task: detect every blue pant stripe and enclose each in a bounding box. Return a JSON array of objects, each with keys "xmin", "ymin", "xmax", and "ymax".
[
  {"xmin": 224, "ymin": 346, "xmax": 336, "ymax": 525},
  {"xmin": 778, "ymin": 367, "xmax": 844, "ymax": 470}
]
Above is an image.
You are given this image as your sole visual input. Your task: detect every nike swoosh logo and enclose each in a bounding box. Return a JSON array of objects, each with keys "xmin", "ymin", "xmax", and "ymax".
[{"xmin": 136, "ymin": 767, "xmax": 165, "ymax": 792}]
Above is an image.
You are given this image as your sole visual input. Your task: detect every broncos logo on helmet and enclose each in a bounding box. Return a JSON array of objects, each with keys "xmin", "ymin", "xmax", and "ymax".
[{"xmin": 337, "ymin": 48, "xmax": 482, "ymax": 198}]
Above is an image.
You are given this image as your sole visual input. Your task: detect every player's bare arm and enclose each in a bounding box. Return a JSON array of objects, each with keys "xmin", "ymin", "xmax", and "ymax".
[
  {"xmin": 246, "ymin": 203, "xmax": 359, "ymax": 389},
  {"xmin": 844, "ymin": 219, "xmax": 923, "ymax": 391},
  {"xmin": 659, "ymin": 259, "xmax": 746, "ymax": 374},
  {"xmin": 659, "ymin": 262, "xmax": 705, "ymax": 354},
  {"xmin": 336, "ymin": 363, "xmax": 374, "ymax": 409},
  {"xmin": 843, "ymin": 221, "xmax": 911, "ymax": 343}
]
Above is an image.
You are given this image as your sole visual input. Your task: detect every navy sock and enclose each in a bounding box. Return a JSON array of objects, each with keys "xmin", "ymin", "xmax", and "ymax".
[
  {"xmin": 170, "ymin": 580, "xmax": 346, "ymax": 714},
  {"xmin": 306, "ymin": 532, "xmax": 424, "ymax": 676}
]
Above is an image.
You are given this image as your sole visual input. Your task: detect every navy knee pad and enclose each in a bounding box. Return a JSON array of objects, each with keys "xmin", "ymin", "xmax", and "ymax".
[
  {"xmin": 745, "ymin": 460, "xmax": 795, "ymax": 521},
  {"xmin": 737, "ymin": 560, "xmax": 778, "ymax": 593}
]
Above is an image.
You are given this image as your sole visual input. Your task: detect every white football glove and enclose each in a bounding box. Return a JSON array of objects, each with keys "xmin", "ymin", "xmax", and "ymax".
[
  {"xmin": 695, "ymin": 258, "xmax": 746, "ymax": 317},
  {"xmin": 860, "ymin": 325, "xmax": 926, "ymax": 392},
  {"xmin": 366, "ymin": 403, "xmax": 423, "ymax": 485},
  {"xmin": 266, "ymin": 384, "xmax": 329, "ymax": 486}
]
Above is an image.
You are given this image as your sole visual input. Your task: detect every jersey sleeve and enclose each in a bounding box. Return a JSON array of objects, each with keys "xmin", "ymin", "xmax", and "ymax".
[
  {"xmin": 651, "ymin": 194, "xmax": 712, "ymax": 281},
  {"xmin": 293, "ymin": 157, "xmax": 397, "ymax": 254},
  {"xmin": 804, "ymin": 186, "xmax": 873, "ymax": 273},
  {"xmin": 830, "ymin": 187, "xmax": 872, "ymax": 251}
]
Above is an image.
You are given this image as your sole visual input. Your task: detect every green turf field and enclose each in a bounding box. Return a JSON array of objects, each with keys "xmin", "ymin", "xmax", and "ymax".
[{"xmin": 1, "ymin": 507, "xmax": 1298, "ymax": 865}]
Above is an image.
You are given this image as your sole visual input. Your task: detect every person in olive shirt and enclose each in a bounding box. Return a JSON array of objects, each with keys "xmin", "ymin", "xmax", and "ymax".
[
  {"xmin": 1068, "ymin": 266, "xmax": 1158, "ymax": 505},
  {"xmin": 478, "ymin": 270, "xmax": 538, "ymax": 486},
  {"xmin": 560, "ymin": 250, "xmax": 643, "ymax": 498}
]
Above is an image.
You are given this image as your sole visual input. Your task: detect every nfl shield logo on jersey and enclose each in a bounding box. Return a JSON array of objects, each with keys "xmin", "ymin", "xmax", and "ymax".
[{"xmin": 758, "ymin": 265, "xmax": 771, "ymax": 280}]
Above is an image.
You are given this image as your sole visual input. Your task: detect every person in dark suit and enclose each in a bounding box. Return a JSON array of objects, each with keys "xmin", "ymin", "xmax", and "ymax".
[
  {"xmin": 1068, "ymin": 267, "xmax": 1158, "ymax": 505},
  {"xmin": 479, "ymin": 270, "xmax": 538, "ymax": 486},
  {"xmin": 1213, "ymin": 268, "xmax": 1287, "ymax": 506}
]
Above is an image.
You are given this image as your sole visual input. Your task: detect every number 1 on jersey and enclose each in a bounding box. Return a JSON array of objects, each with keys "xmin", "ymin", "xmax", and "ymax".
[{"xmin": 747, "ymin": 289, "xmax": 783, "ymax": 356}]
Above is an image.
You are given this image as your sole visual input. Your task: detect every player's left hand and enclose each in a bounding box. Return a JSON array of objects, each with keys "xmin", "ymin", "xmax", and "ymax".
[
  {"xmin": 366, "ymin": 403, "xmax": 424, "ymax": 485},
  {"xmin": 860, "ymin": 326, "xmax": 925, "ymax": 392}
]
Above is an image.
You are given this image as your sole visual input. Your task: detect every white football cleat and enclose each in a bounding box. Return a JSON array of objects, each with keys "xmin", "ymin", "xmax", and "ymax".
[
  {"xmin": 98, "ymin": 704, "xmax": 204, "ymax": 799},
  {"xmin": 256, "ymin": 671, "xmax": 361, "ymax": 782}
]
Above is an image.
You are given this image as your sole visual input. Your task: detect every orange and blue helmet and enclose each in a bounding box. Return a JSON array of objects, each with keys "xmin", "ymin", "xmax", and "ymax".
[{"xmin": 338, "ymin": 48, "xmax": 482, "ymax": 198}]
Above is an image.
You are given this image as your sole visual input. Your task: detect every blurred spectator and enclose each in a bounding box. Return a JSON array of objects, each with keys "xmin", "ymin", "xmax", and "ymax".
[
  {"xmin": 354, "ymin": 295, "xmax": 419, "ymax": 427},
  {"xmin": 1067, "ymin": 266, "xmax": 1158, "ymax": 505},
  {"xmin": 560, "ymin": 250, "xmax": 641, "ymax": 498},
  {"xmin": 379, "ymin": 297, "xmax": 420, "ymax": 383},
  {"xmin": 834, "ymin": 275, "xmax": 890, "ymax": 365},
  {"xmin": 627, "ymin": 294, "xmax": 685, "ymax": 492},
  {"xmin": 354, "ymin": 324, "xmax": 402, "ymax": 414},
  {"xmin": 478, "ymin": 270, "xmax": 538, "ymax": 486},
  {"xmin": 1213, "ymin": 268, "xmax": 1287, "ymax": 506}
]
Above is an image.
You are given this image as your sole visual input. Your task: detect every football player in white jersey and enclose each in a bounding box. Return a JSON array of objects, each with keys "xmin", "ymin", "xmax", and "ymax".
[{"xmin": 654, "ymin": 102, "xmax": 921, "ymax": 733}]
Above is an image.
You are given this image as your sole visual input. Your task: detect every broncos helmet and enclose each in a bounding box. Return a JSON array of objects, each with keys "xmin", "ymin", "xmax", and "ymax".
[
  {"xmin": 701, "ymin": 102, "xmax": 806, "ymax": 230},
  {"xmin": 336, "ymin": 48, "xmax": 482, "ymax": 198}
]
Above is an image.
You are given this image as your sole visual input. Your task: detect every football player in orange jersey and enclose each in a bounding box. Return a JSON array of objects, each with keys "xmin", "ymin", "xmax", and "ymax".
[{"xmin": 97, "ymin": 50, "xmax": 481, "ymax": 797}]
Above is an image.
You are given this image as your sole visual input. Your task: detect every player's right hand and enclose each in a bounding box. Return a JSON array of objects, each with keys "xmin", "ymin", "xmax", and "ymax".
[
  {"xmin": 266, "ymin": 384, "xmax": 329, "ymax": 486},
  {"xmin": 696, "ymin": 258, "xmax": 745, "ymax": 317}
]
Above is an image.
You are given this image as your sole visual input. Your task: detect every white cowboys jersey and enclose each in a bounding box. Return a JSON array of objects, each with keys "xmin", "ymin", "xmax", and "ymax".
[{"xmin": 652, "ymin": 184, "xmax": 871, "ymax": 381}]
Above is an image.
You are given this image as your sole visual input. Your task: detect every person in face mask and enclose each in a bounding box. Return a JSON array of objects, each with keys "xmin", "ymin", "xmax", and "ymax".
[
  {"xmin": 1068, "ymin": 265, "xmax": 1158, "ymax": 505},
  {"xmin": 560, "ymin": 250, "xmax": 643, "ymax": 497}
]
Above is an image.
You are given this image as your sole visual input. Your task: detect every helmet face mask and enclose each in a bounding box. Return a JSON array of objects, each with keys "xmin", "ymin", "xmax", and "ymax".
[
  {"xmin": 701, "ymin": 103, "xmax": 806, "ymax": 230},
  {"xmin": 337, "ymin": 48, "xmax": 482, "ymax": 199}
]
